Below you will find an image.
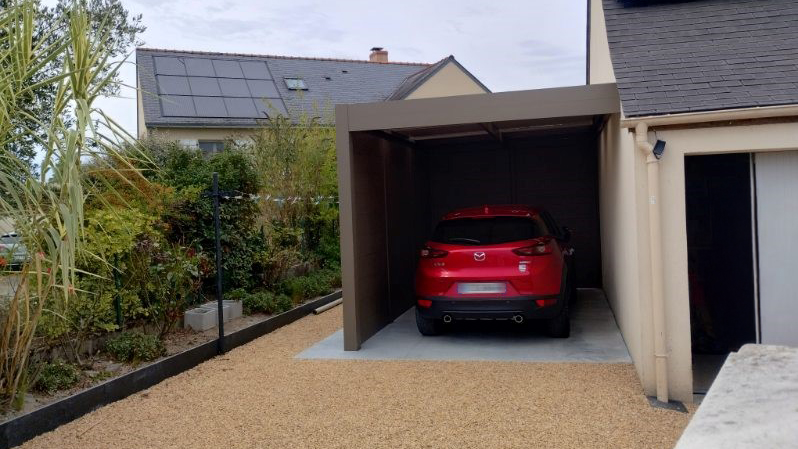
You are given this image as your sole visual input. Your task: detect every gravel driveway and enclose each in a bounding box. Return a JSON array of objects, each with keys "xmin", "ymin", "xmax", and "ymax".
[{"xmin": 22, "ymin": 306, "xmax": 693, "ymax": 449}]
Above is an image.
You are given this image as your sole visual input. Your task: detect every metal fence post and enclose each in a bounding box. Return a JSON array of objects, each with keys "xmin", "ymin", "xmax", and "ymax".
[{"xmin": 213, "ymin": 172, "xmax": 225, "ymax": 354}]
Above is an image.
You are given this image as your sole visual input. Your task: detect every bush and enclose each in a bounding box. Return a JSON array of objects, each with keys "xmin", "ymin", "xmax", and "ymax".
[
  {"xmin": 105, "ymin": 332, "xmax": 165, "ymax": 363},
  {"xmin": 240, "ymin": 291, "xmax": 293, "ymax": 315},
  {"xmin": 33, "ymin": 361, "xmax": 81, "ymax": 394},
  {"xmin": 281, "ymin": 267, "xmax": 340, "ymax": 303}
]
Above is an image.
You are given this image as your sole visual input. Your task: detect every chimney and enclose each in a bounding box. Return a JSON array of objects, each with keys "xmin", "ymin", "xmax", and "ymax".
[{"xmin": 369, "ymin": 47, "xmax": 388, "ymax": 63}]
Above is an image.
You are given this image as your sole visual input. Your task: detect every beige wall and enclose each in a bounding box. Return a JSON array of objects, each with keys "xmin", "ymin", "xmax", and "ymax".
[
  {"xmin": 603, "ymin": 119, "xmax": 798, "ymax": 403},
  {"xmin": 653, "ymin": 121, "xmax": 798, "ymax": 401},
  {"xmin": 588, "ymin": 0, "xmax": 616, "ymax": 85},
  {"xmin": 137, "ymin": 75, "xmax": 147, "ymax": 139},
  {"xmin": 147, "ymin": 127, "xmax": 257, "ymax": 147},
  {"xmin": 598, "ymin": 114, "xmax": 651, "ymax": 387},
  {"xmin": 405, "ymin": 62, "xmax": 488, "ymax": 100}
]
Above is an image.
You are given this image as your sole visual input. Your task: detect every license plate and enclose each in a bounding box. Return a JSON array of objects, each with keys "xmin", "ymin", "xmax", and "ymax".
[{"xmin": 457, "ymin": 282, "xmax": 506, "ymax": 294}]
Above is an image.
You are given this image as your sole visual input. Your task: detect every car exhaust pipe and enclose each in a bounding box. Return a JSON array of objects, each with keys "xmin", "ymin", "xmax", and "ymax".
[
  {"xmin": 443, "ymin": 315, "xmax": 453, "ymax": 323},
  {"xmin": 512, "ymin": 315, "xmax": 524, "ymax": 324}
]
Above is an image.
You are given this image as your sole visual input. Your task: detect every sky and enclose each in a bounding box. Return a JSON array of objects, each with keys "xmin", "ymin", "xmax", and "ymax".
[{"xmin": 65, "ymin": 0, "xmax": 589, "ymax": 135}]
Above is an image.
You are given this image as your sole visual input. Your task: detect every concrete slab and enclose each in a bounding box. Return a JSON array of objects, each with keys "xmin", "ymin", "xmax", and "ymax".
[
  {"xmin": 674, "ymin": 344, "xmax": 798, "ymax": 449},
  {"xmin": 297, "ymin": 289, "xmax": 631, "ymax": 363}
]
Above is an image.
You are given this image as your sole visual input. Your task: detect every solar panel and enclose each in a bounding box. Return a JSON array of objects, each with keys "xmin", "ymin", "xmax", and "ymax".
[
  {"xmin": 160, "ymin": 95, "xmax": 196, "ymax": 116},
  {"xmin": 246, "ymin": 79, "xmax": 280, "ymax": 98},
  {"xmin": 212, "ymin": 60, "xmax": 244, "ymax": 78},
  {"xmin": 254, "ymin": 98, "xmax": 289, "ymax": 118},
  {"xmin": 240, "ymin": 61, "xmax": 271, "ymax": 79},
  {"xmin": 223, "ymin": 97, "xmax": 258, "ymax": 117},
  {"xmin": 185, "ymin": 58, "xmax": 215, "ymax": 77},
  {"xmin": 194, "ymin": 96, "xmax": 228, "ymax": 117},
  {"xmin": 188, "ymin": 77, "xmax": 222, "ymax": 96},
  {"xmin": 153, "ymin": 57, "xmax": 186, "ymax": 76},
  {"xmin": 218, "ymin": 78, "xmax": 250, "ymax": 97},
  {"xmin": 157, "ymin": 75, "xmax": 191, "ymax": 95}
]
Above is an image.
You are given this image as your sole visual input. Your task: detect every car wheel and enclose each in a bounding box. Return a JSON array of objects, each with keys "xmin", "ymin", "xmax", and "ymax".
[
  {"xmin": 547, "ymin": 302, "xmax": 570, "ymax": 338},
  {"xmin": 415, "ymin": 307, "xmax": 441, "ymax": 336}
]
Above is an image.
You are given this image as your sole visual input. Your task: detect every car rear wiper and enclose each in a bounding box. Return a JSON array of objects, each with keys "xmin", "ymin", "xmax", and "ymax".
[{"xmin": 448, "ymin": 237, "xmax": 481, "ymax": 244}]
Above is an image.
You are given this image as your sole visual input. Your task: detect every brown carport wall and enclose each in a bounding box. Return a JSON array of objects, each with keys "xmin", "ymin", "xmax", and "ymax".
[{"xmin": 336, "ymin": 83, "xmax": 621, "ymax": 351}]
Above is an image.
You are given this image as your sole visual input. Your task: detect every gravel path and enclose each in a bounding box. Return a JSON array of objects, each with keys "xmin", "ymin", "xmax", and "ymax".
[{"xmin": 22, "ymin": 307, "xmax": 693, "ymax": 449}]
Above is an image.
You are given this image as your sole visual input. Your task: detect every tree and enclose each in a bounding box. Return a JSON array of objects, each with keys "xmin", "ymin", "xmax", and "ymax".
[{"xmin": 0, "ymin": 0, "xmax": 145, "ymax": 171}]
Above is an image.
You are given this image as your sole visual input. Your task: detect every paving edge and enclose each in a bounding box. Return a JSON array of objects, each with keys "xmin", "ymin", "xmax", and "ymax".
[{"xmin": 0, "ymin": 289, "xmax": 343, "ymax": 449}]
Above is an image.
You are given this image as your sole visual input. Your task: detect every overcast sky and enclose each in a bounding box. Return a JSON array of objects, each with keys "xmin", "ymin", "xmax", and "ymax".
[{"xmin": 78, "ymin": 0, "xmax": 589, "ymax": 135}]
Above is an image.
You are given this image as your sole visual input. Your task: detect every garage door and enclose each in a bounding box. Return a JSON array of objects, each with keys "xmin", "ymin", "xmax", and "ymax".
[
  {"xmin": 755, "ymin": 150, "xmax": 798, "ymax": 346},
  {"xmin": 425, "ymin": 131, "xmax": 601, "ymax": 288}
]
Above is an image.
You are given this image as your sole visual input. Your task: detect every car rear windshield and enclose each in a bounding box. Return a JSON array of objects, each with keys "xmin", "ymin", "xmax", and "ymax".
[{"xmin": 431, "ymin": 216, "xmax": 549, "ymax": 246}]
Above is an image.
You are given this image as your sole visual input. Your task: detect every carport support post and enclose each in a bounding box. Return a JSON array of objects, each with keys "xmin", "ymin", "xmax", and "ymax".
[
  {"xmin": 635, "ymin": 123, "xmax": 669, "ymax": 403},
  {"xmin": 335, "ymin": 104, "xmax": 360, "ymax": 350}
]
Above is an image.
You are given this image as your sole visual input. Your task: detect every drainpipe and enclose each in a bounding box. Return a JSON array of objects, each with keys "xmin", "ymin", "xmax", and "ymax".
[{"xmin": 635, "ymin": 122, "xmax": 669, "ymax": 403}]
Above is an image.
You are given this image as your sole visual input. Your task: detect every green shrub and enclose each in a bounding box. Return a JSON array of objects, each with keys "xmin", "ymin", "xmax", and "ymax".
[
  {"xmin": 33, "ymin": 361, "xmax": 81, "ymax": 394},
  {"xmin": 224, "ymin": 288, "xmax": 249, "ymax": 303},
  {"xmin": 281, "ymin": 268, "xmax": 340, "ymax": 303},
  {"xmin": 105, "ymin": 332, "xmax": 165, "ymax": 363},
  {"xmin": 241, "ymin": 291, "xmax": 293, "ymax": 315},
  {"xmin": 274, "ymin": 293, "xmax": 293, "ymax": 313}
]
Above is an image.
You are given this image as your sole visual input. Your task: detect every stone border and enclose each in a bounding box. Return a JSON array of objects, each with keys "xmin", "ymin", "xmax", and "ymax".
[{"xmin": 0, "ymin": 290, "xmax": 342, "ymax": 449}]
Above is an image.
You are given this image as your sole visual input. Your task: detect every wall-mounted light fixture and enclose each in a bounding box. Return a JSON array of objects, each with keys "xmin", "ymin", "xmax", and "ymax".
[{"xmin": 653, "ymin": 139, "xmax": 666, "ymax": 160}]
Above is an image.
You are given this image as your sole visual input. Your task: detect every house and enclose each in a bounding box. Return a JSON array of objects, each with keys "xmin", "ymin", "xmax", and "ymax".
[
  {"xmin": 332, "ymin": 0, "xmax": 798, "ymax": 406},
  {"xmin": 136, "ymin": 47, "xmax": 489, "ymax": 151}
]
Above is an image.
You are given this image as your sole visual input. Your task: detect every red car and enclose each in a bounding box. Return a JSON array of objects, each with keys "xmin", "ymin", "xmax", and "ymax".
[{"xmin": 414, "ymin": 205, "xmax": 574, "ymax": 337}]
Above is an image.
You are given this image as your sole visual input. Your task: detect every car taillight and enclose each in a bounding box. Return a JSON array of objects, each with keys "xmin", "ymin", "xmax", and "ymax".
[
  {"xmin": 513, "ymin": 237, "xmax": 553, "ymax": 256},
  {"xmin": 417, "ymin": 299, "xmax": 432, "ymax": 308},
  {"xmin": 420, "ymin": 246, "xmax": 448, "ymax": 258}
]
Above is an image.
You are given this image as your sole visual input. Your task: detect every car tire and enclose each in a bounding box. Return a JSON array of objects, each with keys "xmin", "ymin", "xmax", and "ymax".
[
  {"xmin": 547, "ymin": 301, "xmax": 571, "ymax": 338},
  {"xmin": 415, "ymin": 308, "xmax": 442, "ymax": 336}
]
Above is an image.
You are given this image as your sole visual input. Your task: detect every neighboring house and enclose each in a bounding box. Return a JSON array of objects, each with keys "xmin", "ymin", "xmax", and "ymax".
[
  {"xmin": 136, "ymin": 47, "xmax": 489, "ymax": 151},
  {"xmin": 332, "ymin": 0, "xmax": 798, "ymax": 407}
]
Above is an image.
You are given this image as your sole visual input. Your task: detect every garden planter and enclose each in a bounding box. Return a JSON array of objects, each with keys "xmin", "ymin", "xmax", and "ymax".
[{"xmin": 183, "ymin": 307, "xmax": 218, "ymax": 331}]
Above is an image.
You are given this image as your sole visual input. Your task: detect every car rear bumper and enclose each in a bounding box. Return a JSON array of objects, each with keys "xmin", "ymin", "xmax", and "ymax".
[{"xmin": 416, "ymin": 295, "xmax": 564, "ymax": 321}]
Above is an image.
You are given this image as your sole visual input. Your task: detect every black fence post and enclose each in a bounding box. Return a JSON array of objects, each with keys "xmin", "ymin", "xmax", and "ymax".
[
  {"xmin": 113, "ymin": 255, "xmax": 123, "ymax": 327},
  {"xmin": 213, "ymin": 172, "xmax": 225, "ymax": 354}
]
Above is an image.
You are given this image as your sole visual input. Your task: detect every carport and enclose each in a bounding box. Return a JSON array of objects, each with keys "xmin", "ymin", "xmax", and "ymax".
[{"xmin": 336, "ymin": 83, "xmax": 621, "ymax": 350}]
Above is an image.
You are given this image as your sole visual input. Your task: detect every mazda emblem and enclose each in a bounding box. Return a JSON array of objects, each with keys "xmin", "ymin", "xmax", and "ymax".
[{"xmin": 473, "ymin": 252, "xmax": 486, "ymax": 261}]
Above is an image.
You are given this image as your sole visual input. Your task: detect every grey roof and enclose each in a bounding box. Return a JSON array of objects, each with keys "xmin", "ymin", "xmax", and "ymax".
[
  {"xmin": 137, "ymin": 48, "xmax": 431, "ymax": 128},
  {"xmin": 387, "ymin": 56, "xmax": 491, "ymax": 100},
  {"xmin": 603, "ymin": 0, "xmax": 798, "ymax": 117}
]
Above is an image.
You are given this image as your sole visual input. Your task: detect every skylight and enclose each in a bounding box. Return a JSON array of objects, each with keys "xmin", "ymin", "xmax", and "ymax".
[{"xmin": 284, "ymin": 78, "xmax": 308, "ymax": 90}]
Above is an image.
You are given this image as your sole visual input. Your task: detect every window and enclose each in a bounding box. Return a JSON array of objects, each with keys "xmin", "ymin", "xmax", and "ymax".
[
  {"xmin": 431, "ymin": 216, "xmax": 549, "ymax": 246},
  {"xmin": 198, "ymin": 140, "xmax": 225, "ymax": 154},
  {"xmin": 284, "ymin": 78, "xmax": 308, "ymax": 90}
]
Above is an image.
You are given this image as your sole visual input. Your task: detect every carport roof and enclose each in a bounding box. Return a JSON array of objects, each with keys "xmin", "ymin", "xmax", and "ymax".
[{"xmin": 337, "ymin": 83, "xmax": 620, "ymax": 137}]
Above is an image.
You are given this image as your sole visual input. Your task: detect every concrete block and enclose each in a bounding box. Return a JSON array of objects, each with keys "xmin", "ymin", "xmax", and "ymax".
[
  {"xmin": 200, "ymin": 302, "xmax": 231, "ymax": 322},
  {"xmin": 183, "ymin": 307, "xmax": 218, "ymax": 331},
  {"xmin": 223, "ymin": 300, "xmax": 243, "ymax": 320}
]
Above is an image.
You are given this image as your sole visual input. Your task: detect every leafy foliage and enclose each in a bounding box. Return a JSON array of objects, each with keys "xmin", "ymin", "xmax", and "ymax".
[
  {"xmin": 0, "ymin": 1, "xmax": 152, "ymax": 410},
  {"xmin": 241, "ymin": 291, "xmax": 292, "ymax": 315},
  {"xmin": 280, "ymin": 267, "xmax": 341, "ymax": 303},
  {"xmin": 0, "ymin": 0, "xmax": 144, "ymax": 171},
  {"xmin": 31, "ymin": 360, "xmax": 81, "ymax": 394},
  {"xmin": 104, "ymin": 331, "xmax": 165, "ymax": 363}
]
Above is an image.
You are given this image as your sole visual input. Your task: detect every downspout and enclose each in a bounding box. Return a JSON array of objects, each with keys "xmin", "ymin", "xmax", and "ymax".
[{"xmin": 635, "ymin": 122, "xmax": 669, "ymax": 403}]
